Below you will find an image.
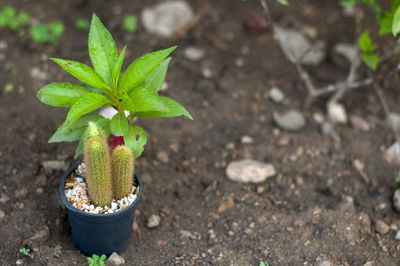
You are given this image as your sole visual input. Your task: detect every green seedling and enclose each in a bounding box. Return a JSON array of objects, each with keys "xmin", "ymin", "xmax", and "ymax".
[
  {"xmin": 123, "ymin": 15, "xmax": 138, "ymax": 33},
  {"xmin": 87, "ymin": 254, "xmax": 106, "ymax": 266},
  {"xmin": 75, "ymin": 18, "xmax": 90, "ymax": 31},
  {"xmin": 37, "ymin": 13, "xmax": 192, "ymax": 160},
  {"xmin": 259, "ymin": 261, "xmax": 270, "ymax": 266},
  {"xmin": 19, "ymin": 248, "xmax": 30, "ymax": 256},
  {"xmin": 395, "ymin": 171, "xmax": 400, "ymax": 183},
  {"xmin": 3, "ymin": 83, "xmax": 14, "ymax": 97},
  {"xmin": 30, "ymin": 22, "xmax": 64, "ymax": 44},
  {"xmin": 0, "ymin": 6, "xmax": 29, "ymax": 31}
]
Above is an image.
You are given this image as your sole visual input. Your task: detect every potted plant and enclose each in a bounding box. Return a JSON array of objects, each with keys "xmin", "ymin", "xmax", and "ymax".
[{"xmin": 37, "ymin": 14, "xmax": 192, "ymax": 256}]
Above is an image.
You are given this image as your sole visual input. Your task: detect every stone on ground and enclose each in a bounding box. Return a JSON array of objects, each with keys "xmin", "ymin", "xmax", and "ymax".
[{"xmin": 226, "ymin": 159, "xmax": 275, "ymax": 183}]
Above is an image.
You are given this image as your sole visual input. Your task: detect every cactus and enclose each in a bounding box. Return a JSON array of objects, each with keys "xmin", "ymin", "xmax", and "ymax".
[
  {"xmin": 83, "ymin": 122, "xmax": 113, "ymax": 207},
  {"xmin": 111, "ymin": 145, "xmax": 134, "ymax": 200}
]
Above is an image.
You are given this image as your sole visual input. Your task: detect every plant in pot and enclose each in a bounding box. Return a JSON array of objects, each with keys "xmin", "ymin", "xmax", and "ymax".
[{"xmin": 36, "ymin": 14, "xmax": 192, "ymax": 256}]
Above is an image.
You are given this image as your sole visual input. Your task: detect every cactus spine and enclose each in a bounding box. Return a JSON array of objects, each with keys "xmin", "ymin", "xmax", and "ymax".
[
  {"xmin": 111, "ymin": 145, "xmax": 134, "ymax": 200},
  {"xmin": 83, "ymin": 122, "xmax": 113, "ymax": 207}
]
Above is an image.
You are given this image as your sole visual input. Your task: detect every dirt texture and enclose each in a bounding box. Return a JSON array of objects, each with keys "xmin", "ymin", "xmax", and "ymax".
[{"xmin": 1, "ymin": 0, "xmax": 400, "ymax": 265}]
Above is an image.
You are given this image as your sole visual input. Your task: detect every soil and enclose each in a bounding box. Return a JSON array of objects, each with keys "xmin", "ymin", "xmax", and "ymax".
[{"xmin": 1, "ymin": 0, "xmax": 400, "ymax": 265}]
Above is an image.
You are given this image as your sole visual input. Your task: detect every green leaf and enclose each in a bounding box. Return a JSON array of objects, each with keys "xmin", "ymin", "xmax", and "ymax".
[
  {"xmin": 110, "ymin": 112, "xmax": 129, "ymax": 136},
  {"xmin": 75, "ymin": 18, "xmax": 90, "ymax": 31},
  {"xmin": 65, "ymin": 93, "xmax": 111, "ymax": 126},
  {"xmin": 37, "ymin": 82, "xmax": 90, "ymax": 107},
  {"xmin": 0, "ymin": 6, "xmax": 16, "ymax": 28},
  {"xmin": 120, "ymin": 87, "xmax": 168, "ymax": 113},
  {"xmin": 112, "ymin": 46, "xmax": 126, "ymax": 87},
  {"xmin": 362, "ymin": 0, "xmax": 381, "ymax": 14},
  {"xmin": 358, "ymin": 30, "xmax": 377, "ymax": 52},
  {"xmin": 50, "ymin": 58, "xmax": 110, "ymax": 94},
  {"xmin": 393, "ymin": 0, "xmax": 400, "ymax": 11},
  {"xmin": 379, "ymin": 12, "xmax": 393, "ymax": 35},
  {"xmin": 124, "ymin": 124, "xmax": 148, "ymax": 159},
  {"xmin": 123, "ymin": 15, "xmax": 138, "ymax": 33},
  {"xmin": 339, "ymin": 0, "xmax": 356, "ymax": 7},
  {"xmin": 393, "ymin": 6, "xmax": 400, "ymax": 36},
  {"xmin": 135, "ymin": 96, "xmax": 193, "ymax": 120},
  {"xmin": 89, "ymin": 14, "xmax": 118, "ymax": 85},
  {"xmin": 100, "ymin": 254, "xmax": 106, "ymax": 261},
  {"xmin": 49, "ymin": 113, "xmax": 108, "ymax": 143},
  {"xmin": 361, "ymin": 52, "xmax": 380, "ymax": 70},
  {"xmin": 144, "ymin": 58, "xmax": 171, "ymax": 92},
  {"xmin": 88, "ymin": 257, "xmax": 94, "ymax": 263},
  {"xmin": 276, "ymin": 0, "xmax": 288, "ymax": 5},
  {"xmin": 119, "ymin": 46, "xmax": 177, "ymax": 94}
]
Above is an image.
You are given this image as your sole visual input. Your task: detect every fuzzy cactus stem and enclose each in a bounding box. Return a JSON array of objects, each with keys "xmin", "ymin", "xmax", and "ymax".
[
  {"xmin": 83, "ymin": 123, "xmax": 113, "ymax": 207},
  {"xmin": 111, "ymin": 145, "xmax": 134, "ymax": 200}
]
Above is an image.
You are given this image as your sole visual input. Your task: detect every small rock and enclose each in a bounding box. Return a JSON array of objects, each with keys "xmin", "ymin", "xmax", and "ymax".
[
  {"xmin": 393, "ymin": 189, "xmax": 400, "ymax": 213},
  {"xmin": 301, "ymin": 25, "xmax": 318, "ymax": 39},
  {"xmin": 241, "ymin": 135, "xmax": 253, "ymax": 144},
  {"xmin": 111, "ymin": 202, "xmax": 118, "ymax": 211},
  {"xmin": 375, "ymin": 220, "xmax": 390, "ymax": 235},
  {"xmin": 16, "ymin": 259, "xmax": 24, "ymax": 265},
  {"xmin": 106, "ymin": 252, "xmax": 125, "ymax": 266},
  {"xmin": 395, "ymin": 231, "xmax": 400, "ymax": 240},
  {"xmin": 226, "ymin": 142, "xmax": 235, "ymax": 150},
  {"xmin": 256, "ymin": 186, "xmax": 265, "ymax": 194},
  {"xmin": 273, "ymin": 110, "xmax": 306, "ymax": 131},
  {"xmin": 0, "ymin": 209, "xmax": 5, "ymax": 221},
  {"xmin": 363, "ymin": 262, "xmax": 374, "ymax": 266},
  {"xmin": 53, "ymin": 245, "xmax": 62, "ymax": 258},
  {"xmin": 350, "ymin": 115, "xmax": 370, "ymax": 131},
  {"xmin": 217, "ymin": 195, "xmax": 234, "ymax": 213},
  {"xmin": 156, "ymin": 151, "xmax": 169, "ymax": 163},
  {"xmin": 15, "ymin": 188, "xmax": 28, "ymax": 198},
  {"xmin": 387, "ymin": 113, "xmax": 400, "ymax": 135},
  {"xmin": 313, "ymin": 112, "xmax": 324, "ymax": 124},
  {"xmin": 235, "ymin": 58, "xmax": 244, "ymax": 67},
  {"xmin": 319, "ymin": 261, "xmax": 332, "ymax": 266},
  {"xmin": 180, "ymin": 229, "xmax": 193, "ymax": 238},
  {"xmin": 141, "ymin": 1, "xmax": 193, "ymax": 38},
  {"xmin": 384, "ymin": 141, "xmax": 400, "ymax": 165},
  {"xmin": 0, "ymin": 40, "xmax": 7, "ymax": 50},
  {"xmin": 359, "ymin": 212, "xmax": 372, "ymax": 235},
  {"xmin": 147, "ymin": 214, "xmax": 161, "ymax": 228},
  {"xmin": 275, "ymin": 26, "xmax": 325, "ymax": 66},
  {"xmin": 269, "ymin": 87, "xmax": 285, "ymax": 103},
  {"xmin": 226, "ymin": 159, "xmax": 276, "ymax": 183},
  {"xmin": 208, "ymin": 229, "xmax": 216, "ymax": 240},
  {"xmin": 42, "ymin": 160, "xmax": 66, "ymax": 171},
  {"xmin": 184, "ymin": 46, "xmax": 205, "ymax": 61},
  {"xmin": 244, "ymin": 228, "xmax": 253, "ymax": 235},
  {"xmin": 327, "ymin": 101, "xmax": 347, "ymax": 123}
]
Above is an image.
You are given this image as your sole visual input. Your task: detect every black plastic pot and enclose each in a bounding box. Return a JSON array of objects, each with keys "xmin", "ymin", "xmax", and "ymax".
[{"xmin": 59, "ymin": 162, "xmax": 142, "ymax": 256}]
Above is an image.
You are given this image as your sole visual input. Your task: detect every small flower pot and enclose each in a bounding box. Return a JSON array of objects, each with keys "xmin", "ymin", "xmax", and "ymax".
[{"xmin": 59, "ymin": 162, "xmax": 142, "ymax": 256}]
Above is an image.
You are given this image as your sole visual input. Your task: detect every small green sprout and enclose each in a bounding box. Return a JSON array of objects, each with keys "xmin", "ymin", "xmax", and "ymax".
[
  {"xmin": 30, "ymin": 22, "xmax": 64, "ymax": 44},
  {"xmin": 123, "ymin": 15, "xmax": 138, "ymax": 33},
  {"xmin": 75, "ymin": 18, "xmax": 90, "ymax": 31},
  {"xmin": 3, "ymin": 83, "xmax": 14, "ymax": 97},
  {"xmin": 0, "ymin": 6, "xmax": 29, "ymax": 31},
  {"xmin": 304, "ymin": 240, "xmax": 311, "ymax": 247},
  {"xmin": 395, "ymin": 171, "xmax": 400, "ymax": 183},
  {"xmin": 221, "ymin": 151, "xmax": 228, "ymax": 159},
  {"xmin": 19, "ymin": 248, "xmax": 30, "ymax": 256},
  {"xmin": 88, "ymin": 254, "xmax": 106, "ymax": 266}
]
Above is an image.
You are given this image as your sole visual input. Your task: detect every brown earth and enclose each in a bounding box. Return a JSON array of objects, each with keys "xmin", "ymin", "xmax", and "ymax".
[{"xmin": 1, "ymin": 0, "xmax": 400, "ymax": 265}]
